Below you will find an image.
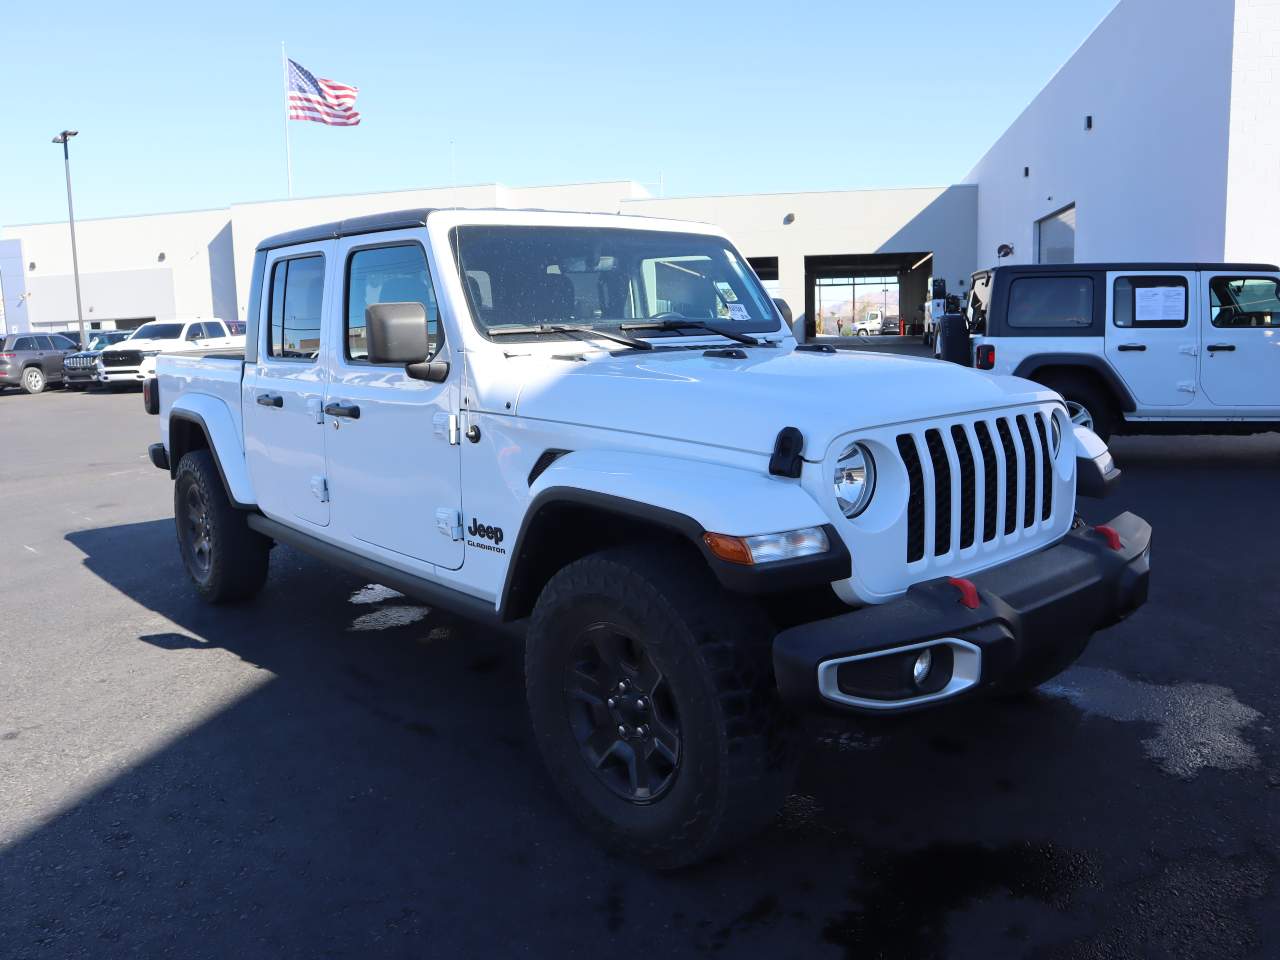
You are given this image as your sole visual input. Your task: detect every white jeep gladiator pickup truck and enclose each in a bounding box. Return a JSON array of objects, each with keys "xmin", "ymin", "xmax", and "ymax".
[{"xmin": 144, "ymin": 208, "xmax": 1151, "ymax": 867}]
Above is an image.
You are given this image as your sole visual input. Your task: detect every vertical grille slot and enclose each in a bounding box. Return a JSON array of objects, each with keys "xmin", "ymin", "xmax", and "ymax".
[
  {"xmin": 1016, "ymin": 415, "xmax": 1037, "ymax": 528},
  {"xmin": 950, "ymin": 425, "xmax": 977, "ymax": 549},
  {"xmin": 995, "ymin": 418, "xmax": 1019, "ymax": 535},
  {"xmin": 974, "ymin": 421, "xmax": 998, "ymax": 543},
  {"xmin": 924, "ymin": 430, "xmax": 951, "ymax": 556},
  {"xmin": 1035, "ymin": 413, "xmax": 1054, "ymax": 521},
  {"xmin": 897, "ymin": 434, "xmax": 926, "ymax": 563}
]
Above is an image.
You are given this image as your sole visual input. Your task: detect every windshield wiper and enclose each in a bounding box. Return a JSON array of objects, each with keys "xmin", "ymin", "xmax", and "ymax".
[
  {"xmin": 620, "ymin": 318, "xmax": 761, "ymax": 346},
  {"xmin": 487, "ymin": 323, "xmax": 652, "ymax": 351}
]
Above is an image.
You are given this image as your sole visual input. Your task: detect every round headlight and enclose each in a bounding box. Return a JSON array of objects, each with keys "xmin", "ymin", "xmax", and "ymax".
[
  {"xmin": 1050, "ymin": 413, "xmax": 1063, "ymax": 456},
  {"xmin": 834, "ymin": 442, "xmax": 876, "ymax": 518}
]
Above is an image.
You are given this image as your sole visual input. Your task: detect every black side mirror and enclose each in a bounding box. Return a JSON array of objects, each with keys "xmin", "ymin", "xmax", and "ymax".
[
  {"xmin": 772, "ymin": 298, "xmax": 793, "ymax": 326},
  {"xmin": 366, "ymin": 302, "xmax": 449, "ymax": 383}
]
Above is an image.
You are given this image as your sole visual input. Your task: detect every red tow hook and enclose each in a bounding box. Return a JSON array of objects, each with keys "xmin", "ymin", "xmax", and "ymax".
[
  {"xmin": 947, "ymin": 577, "xmax": 981, "ymax": 609},
  {"xmin": 1094, "ymin": 524, "xmax": 1123, "ymax": 551}
]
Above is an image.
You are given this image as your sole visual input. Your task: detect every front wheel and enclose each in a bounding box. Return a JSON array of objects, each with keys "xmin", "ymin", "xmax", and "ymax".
[
  {"xmin": 525, "ymin": 546, "xmax": 795, "ymax": 869},
  {"xmin": 174, "ymin": 450, "xmax": 270, "ymax": 603},
  {"xmin": 1039, "ymin": 375, "xmax": 1116, "ymax": 443},
  {"xmin": 21, "ymin": 367, "xmax": 46, "ymax": 394}
]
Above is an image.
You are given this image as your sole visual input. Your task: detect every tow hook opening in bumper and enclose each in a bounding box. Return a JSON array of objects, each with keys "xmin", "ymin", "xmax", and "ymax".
[{"xmin": 817, "ymin": 638, "xmax": 981, "ymax": 710}]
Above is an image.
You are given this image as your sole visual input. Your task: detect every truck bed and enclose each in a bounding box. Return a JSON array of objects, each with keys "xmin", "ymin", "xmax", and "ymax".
[{"xmin": 156, "ymin": 354, "xmax": 246, "ymax": 454}]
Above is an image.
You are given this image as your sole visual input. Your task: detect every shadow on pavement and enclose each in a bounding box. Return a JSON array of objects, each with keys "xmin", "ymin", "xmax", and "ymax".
[{"xmin": 0, "ymin": 515, "xmax": 1271, "ymax": 958}]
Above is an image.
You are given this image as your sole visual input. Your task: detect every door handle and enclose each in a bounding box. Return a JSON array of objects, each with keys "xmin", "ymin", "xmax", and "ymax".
[
  {"xmin": 323, "ymin": 401, "xmax": 361, "ymax": 419},
  {"xmin": 1117, "ymin": 343, "xmax": 1146, "ymax": 352},
  {"xmin": 1206, "ymin": 343, "xmax": 1236, "ymax": 353},
  {"xmin": 256, "ymin": 392, "xmax": 283, "ymax": 408}
]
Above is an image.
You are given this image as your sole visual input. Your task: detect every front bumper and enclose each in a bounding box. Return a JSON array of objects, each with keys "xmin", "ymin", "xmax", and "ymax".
[{"xmin": 774, "ymin": 512, "xmax": 1151, "ymax": 714}]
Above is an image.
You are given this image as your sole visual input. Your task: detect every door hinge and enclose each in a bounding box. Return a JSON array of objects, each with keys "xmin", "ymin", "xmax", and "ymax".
[
  {"xmin": 311, "ymin": 475, "xmax": 330, "ymax": 502},
  {"xmin": 435, "ymin": 508, "xmax": 462, "ymax": 541},
  {"xmin": 433, "ymin": 412, "xmax": 460, "ymax": 445},
  {"xmin": 307, "ymin": 397, "xmax": 325, "ymax": 424},
  {"xmin": 1179, "ymin": 344, "xmax": 1199, "ymax": 357},
  {"xmin": 1177, "ymin": 381, "xmax": 1196, "ymax": 393}
]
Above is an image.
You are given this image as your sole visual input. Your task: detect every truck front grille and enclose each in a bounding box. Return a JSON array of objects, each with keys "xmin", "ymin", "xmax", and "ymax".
[
  {"xmin": 898, "ymin": 411, "xmax": 1057, "ymax": 563},
  {"xmin": 103, "ymin": 351, "xmax": 141, "ymax": 367}
]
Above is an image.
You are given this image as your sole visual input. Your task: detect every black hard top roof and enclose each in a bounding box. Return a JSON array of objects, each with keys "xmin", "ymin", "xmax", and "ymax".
[
  {"xmin": 974, "ymin": 261, "xmax": 1279, "ymax": 278},
  {"xmin": 257, "ymin": 209, "xmax": 436, "ymax": 252}
]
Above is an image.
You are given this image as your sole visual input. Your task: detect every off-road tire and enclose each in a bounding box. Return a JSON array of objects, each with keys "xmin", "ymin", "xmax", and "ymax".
[
  {"xmin": 21, "ymin": 367, "xmax": 46, "ymax": 394},
  {"xmin": 1037, "ymin": 373, "xmax": 1116, "ymax": 442},
  {"xmin": 525, "ymin": 545, "xmax": 796, "ymax": 869},
  {"xmin": 174, "ymin": 450, "xmax": 269, "ymax": 603}
]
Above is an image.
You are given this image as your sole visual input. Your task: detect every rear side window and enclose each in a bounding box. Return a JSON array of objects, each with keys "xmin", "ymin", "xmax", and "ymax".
[
  {"xmin": 268, "ymin": 255, "xmax": 326, "ymax": 360},
  {"xmin": 1114, "ymin": 276, "xmax": 1188, "ymax": 328},
  {"xmin": 1209, "ymin": 276, "xmax": 1280, "ymax": 328},
  {"xmin": 14, "ymin": 337, "xmax": 37, "ymax": 351},
  {"xmin": 345, "ymin": 244, "xmax": 438, "ymax": 362},
  {"xmin": 1007, "ymin": 276, "xmax": 1094, "ymax": 329}
]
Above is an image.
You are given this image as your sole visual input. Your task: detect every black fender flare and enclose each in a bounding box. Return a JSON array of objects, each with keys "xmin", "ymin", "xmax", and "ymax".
[
  {"xmin": 1012, "ymin": 354, "xmax": 1136, "ymax": 413},
  {"xmin": 497, "ymin": 487, "xmax": 849, "ymax": 621}
]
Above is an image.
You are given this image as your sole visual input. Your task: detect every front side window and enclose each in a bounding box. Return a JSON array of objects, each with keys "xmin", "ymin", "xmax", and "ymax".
[
  {"xmin": 1007, "ymin": 276, "xmax": 1094, "ymax": 328},
  {"xmin": 1114, "ymin": 276, "xmax": 1189, "ymax": 328},
  {"xmin": 268, "ymin": 255, "xmax": 325, "ymax": 360},
  {"xmin": 50, "ymin": 335, "xmax": 76, "ymax": 350},
  {"xmin": 345, "ymin": 244, "xmax": 438, "ymax": 361},
  {"xmin": 451, "ymin": 226, "xmax": 777, "ymax": 339},
  {"xmin": 185, "ymin": 323, "xmax": 205, "ymax": 341},
  {"xmin": 36, "ymin": 336, "xmax": 56, "ymax": 350},
  {"xmin": 1210, "ymin": 276, "xmax": 1280, "ymax": 328}
]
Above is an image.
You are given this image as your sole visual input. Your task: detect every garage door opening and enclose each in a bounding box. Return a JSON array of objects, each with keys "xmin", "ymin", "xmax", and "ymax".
[{"xmin": 804, "ymin": 252, "xmax": 932, "ymax": 341}]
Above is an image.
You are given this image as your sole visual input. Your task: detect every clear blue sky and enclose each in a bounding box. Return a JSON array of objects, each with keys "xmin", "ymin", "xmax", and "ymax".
[{"xmin": 1, "ymin": 0, "xmax": 1117, "ymax": 226}]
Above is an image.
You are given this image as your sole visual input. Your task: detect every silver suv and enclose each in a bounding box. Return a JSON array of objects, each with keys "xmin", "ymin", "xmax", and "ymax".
[{"xmin": 0, "ymin": 333, "xmax": 78, "ymax": 394}]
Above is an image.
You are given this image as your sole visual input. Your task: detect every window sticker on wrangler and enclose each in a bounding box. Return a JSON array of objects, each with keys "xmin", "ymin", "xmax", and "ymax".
[{"xmin": 1114, "ymin": 276, "xmax": 1189, "ymax": 328}]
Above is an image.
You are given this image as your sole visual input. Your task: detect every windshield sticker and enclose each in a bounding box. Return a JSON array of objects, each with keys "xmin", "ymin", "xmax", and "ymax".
[{"xmin": 728, "ymin": 303, "xmax": 750, "ymax": 322}]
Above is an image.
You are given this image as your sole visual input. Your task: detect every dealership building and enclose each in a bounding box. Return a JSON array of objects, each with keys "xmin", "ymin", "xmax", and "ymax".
[{"xmin": 2, "ymin": 0, "xmax": 1276, "ymax": 337}]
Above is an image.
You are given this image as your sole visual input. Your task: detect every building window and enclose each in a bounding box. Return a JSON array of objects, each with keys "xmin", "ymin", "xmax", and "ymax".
[{"xmin": 1035, "ymin": 204, "xmax": 1076, "ymax": 264}]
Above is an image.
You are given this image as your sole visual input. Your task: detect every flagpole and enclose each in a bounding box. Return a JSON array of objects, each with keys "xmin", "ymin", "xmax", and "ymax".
[{"xmin": 281, "ymin": 42, "xmax": 294, "ymax": 198}]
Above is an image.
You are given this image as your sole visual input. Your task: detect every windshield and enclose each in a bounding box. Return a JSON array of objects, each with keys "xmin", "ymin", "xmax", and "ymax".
[
  {"xmin": 131, "ymin": 322, "xmax": 183, "ymax": 340},
  {"xmin": 451, "ymin": 226, "xmax": 779, "ymax": 340}
]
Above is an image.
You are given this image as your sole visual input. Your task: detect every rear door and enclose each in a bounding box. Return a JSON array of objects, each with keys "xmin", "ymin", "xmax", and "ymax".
[
  {"xmin": 243, "ymin": 243, "xmax": 333, "ymax": 527},
  {"xmin": 1105, "ymin": 270, "xmax": 1199, "ymax": 411},
  {"xmin": 1201, "ymin": 273, "xmax": 1280, "ymax": 413},
  {"xmin": 323, "ymin": 232, "xmax": 463, "ymax": 569}
]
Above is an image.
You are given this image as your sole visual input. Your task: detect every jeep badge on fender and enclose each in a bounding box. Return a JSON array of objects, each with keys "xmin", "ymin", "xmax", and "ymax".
[{"xmin": 147, "ymin": 206, "xmax": 1152, "ymax": 869}]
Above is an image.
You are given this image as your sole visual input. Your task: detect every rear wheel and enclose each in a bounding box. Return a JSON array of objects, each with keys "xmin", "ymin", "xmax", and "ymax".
[
  {"xmin": 21, "ymin": 367, "xmax": 46, "ymax": 394},
  {"xmin": 525, "ymin": 546, "xmax": 795, "ymax": 869},
  {"xmin": 1037, "ymin": 373, "xmax": 1116, "ymax": 443},
  {"xmin": 174, "ymin": 450, "xmax": 270, "ymax": 603}
]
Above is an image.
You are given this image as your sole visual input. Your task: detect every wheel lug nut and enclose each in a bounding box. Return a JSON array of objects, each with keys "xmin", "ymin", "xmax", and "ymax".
[
  {"xmin": 637, "ymin": 726, "xmax": 648, "ymax": 738},
  {"xmin": 635, "ymin": 698, "xmax": 647, "ymax": 711},
  {"xmin": 617, "ymin": 725, "xmax": 627, "ymax": 738},
  {"xmin": 616, "ymin": 681, "xmax": 627, "ymax": 694},
  {"xmin": 607, "ymin": 697, "xmax": 616, "ymax": 709}
]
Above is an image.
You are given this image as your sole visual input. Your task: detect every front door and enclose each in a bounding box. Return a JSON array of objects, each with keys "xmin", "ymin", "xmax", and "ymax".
[
  {"xmin": 1200, "ymin": 273, "xmax": 1280, "ymax": 413},
  {"xmin": 244, "ymin": 244, "xmax": 332, "ymax": 527},
  {"xmin": 1104, "ymin": 271, "xmax": 1199, "ymax": 411},
  {"xmin": 323, "ymin": 232, "xmax": 463, "ymax": 569}
]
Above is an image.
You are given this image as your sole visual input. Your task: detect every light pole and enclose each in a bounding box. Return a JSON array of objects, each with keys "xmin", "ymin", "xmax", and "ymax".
[{"xmin": 51, "ymin": 130, "xmax": 86, "ymax": 349}]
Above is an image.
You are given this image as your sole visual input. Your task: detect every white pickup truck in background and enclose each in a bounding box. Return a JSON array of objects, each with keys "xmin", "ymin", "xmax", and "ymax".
[
  {"xmin": 143, "ymin": 207, "xmax": 1151, "ymax": 867},
  {"xmin": 98, "ymin": 318, "xmax": 244, "ymax": 387}
]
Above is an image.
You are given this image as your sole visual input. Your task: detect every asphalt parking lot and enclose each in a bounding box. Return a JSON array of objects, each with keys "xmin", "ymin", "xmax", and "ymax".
[{"xmin": 2, "ymin": 383, "xmax": 1278, "ymax": 959}]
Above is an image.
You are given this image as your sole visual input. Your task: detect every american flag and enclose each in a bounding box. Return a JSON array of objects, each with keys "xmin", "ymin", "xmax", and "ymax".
[{"xmin": 286, "ymin": 59, "xmax": 360, "ymax": 126}]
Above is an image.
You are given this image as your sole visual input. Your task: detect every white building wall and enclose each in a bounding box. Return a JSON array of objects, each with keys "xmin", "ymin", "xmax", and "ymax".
[
  {"xmin": 1224, "ymin": 0, "xmax": 1280, "ymax": 262},
  {"xmin": 623, "ymin": 186, "xmax": 978, "ymax": 318},
  {"xmin": 966, "ymin": 0, "xmax": 1237, "ymax": 268}
]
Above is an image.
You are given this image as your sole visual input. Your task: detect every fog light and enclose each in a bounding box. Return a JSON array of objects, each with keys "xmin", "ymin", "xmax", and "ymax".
[{"xmin": 912, "ymin": 649, "xmax": 933, "ymax": 687}]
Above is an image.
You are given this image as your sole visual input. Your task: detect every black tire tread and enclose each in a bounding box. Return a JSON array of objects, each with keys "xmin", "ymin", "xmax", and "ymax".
[
  {"xmin": 174, "ymin": 450, "xmax": 269, "ymax": 604},
  {"xmin": 526, "ymin": 545, "xmax": 794, "ymax": 869}
]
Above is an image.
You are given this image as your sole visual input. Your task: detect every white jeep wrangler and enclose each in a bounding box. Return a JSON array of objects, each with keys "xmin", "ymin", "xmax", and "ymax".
[
  {"xmin": 961, "ymin": 262, "xmax": 1280, "ymax": 440},
  {"xmin": 145, "ymin": 208, "xmax": 1151, "ymax": 867}
]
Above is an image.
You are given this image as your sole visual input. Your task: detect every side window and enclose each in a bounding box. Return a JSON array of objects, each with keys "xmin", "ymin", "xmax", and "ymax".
[
  {"xmin": 1114, "ymin": 276, "xmax": 1188, "ymax": 328},
  {"xmin": 268, "ymin": 255, "xmax": 326, "ymax": 360},
  {"xmin": 50, "ymin": 335, "xmax": 75, "ymax": 350},
  {"xmin": 36, "ymin": 336, "xmax": 56, "ymax": 350},
  {"xmin": 14, "ymin": 337, "xmax": 37, "ymax": 351},
  {"xmin": 345, "ymin": 244, "xmax": 439, "ymax": 362},
  {"xmin": 208, "ymin": 321, "xmax": 228, "ymax": 337},
  {"xmin": 1007, "ymin": 276, "xmax": 1094, "ymax": 329},
  {"xmin": 1209, "ymin": 277, "xmax": 1280, "ymax": 328},
  {"xmin": 185, "ymin": 323, "xmax": 204, "ymax": 341}
]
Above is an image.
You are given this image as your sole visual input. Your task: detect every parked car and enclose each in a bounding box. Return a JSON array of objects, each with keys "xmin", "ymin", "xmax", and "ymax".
[
  {"xmin": 145, "ymin": 208, "xmax": 1150, "ymax": 868},
  {"xmin": 63, "ymin": 330, "xmax": 135, "ymax": 390},
  {"xmin": 853, "ymin": 310, "xmax": 884, "ymax": 336},
  {"xmin": 880, "ymin": 313, "xmax": 900, "ymax": 335},
  {"xmin": 98, "ymin": 319, "xmax": 243, "ymax": 387},
  {"xmin": 0, "ymin": 332, "xmax": 78, "ymax": 394},
  {"xmin": 963, "ymin": 262, "xmax": 1280, "ymax": 440}
]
